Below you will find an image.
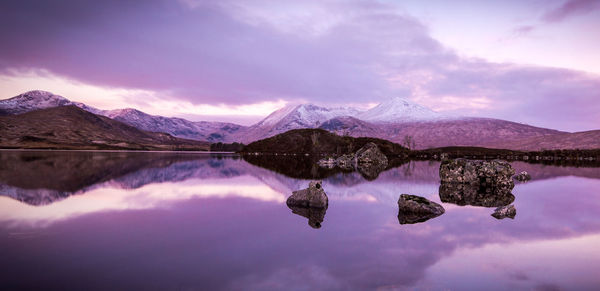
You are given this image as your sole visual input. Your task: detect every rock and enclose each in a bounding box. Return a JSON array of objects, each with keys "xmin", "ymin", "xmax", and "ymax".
[
  {"xmin": 491, "ymin": 204, "xmax": 516, "ymax": 219},
  {"xmin": 317, "ymin": 157, "xmax": 336, "ymax": 169},
  {"xmin": 440, "ymin": 159, "xmax": 515, "ymax": 189},
  {"xmin": 288, "ymin": 205, "xmax": 327, "ymax": 229},
  {"xmin": 439, "ymin": 183, "xmax": 515, "ymax": 207},
  {"xmin": 286, "ymin": 180, "xmax": 328, "ymax": 208},
  {"xmin": 335, "ymin": 154, "xmax": 355, "ymax": 170},
  {"xmin": 514, "ymin": 171, "xmax": 531, "ymax": 182},
  {"xmin": 397, "ymin": 194, "xmax": 445, "ymax": 224},
  {"xmin": 354, "ymin": 142, "xmax": 388, "ymax": 166}
]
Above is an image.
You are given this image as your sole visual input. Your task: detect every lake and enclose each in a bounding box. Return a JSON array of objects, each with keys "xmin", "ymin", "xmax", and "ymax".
[{"xmin": 1, "ymin": 150, "xmax": 599, "ymax": 290}]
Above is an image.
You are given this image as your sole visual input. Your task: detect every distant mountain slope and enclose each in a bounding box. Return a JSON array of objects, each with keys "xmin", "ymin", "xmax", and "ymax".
[
  {"xmin": 357, "ymin": 97, "xmax": 442, "ymax": 123},
  {"xmin": 319, "ymin": 117, "xmax": 564, "ymax": 149},
  {"xmin": 0, "ymin": 91, "xmax": 245, "ymax": 142},
  {"xmin": 487, "ymin": 130, "xmax": 600, "ymax": 151},
  {"xmin": 0, "ymin": 106, "xmax": 209, "ymax": 150}
]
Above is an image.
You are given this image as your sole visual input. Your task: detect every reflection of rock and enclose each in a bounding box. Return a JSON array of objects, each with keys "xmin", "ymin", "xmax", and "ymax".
[
  {"xmin": 288, "ymin": 205, "xmax": 327, "ymax": 229},
  {"xmin": 491, "ymin": 205, "xmax": 516, "ymax": 219},
  {"xmin": 397, "ymin": 194, "xmax": 445, "ymax": 224},
  {"xmin": 286, "ymin": 181, "xmax": 328, "ymax": 208},
  {"xmin": 336, "ymin": 154, "xmax": 355, "ymax": 170},
  {"xmin": 440, "ymin": 159, "xmax": 515, "ymax": 189},
  {"xmin": 439, "ymin": 183, "xmax": 515, "ymax": 207},
  {"xmin": 514, "ymin": 171, "xmax": 531, "ymax": 182}
]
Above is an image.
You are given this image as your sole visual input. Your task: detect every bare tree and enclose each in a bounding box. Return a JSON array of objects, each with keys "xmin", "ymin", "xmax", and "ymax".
[{"xmin": 403, "ymin": 135, "xmax": 415, "ymax": 150}]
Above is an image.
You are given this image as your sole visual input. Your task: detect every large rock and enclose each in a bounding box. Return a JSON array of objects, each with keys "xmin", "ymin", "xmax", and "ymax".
[
  {"xmin": 491, "ymin": 204, "xmax": 516, "ymax": 219},
  {"xmin": 397, "ymin": 194, "xmax": 445, "ymax": 224},
  {"xmin": 439, "ymin": 183, "xmax": 515, "ymax": 207},
  {"xmin": 288, "ymin": 206, "xmax": 327, "ymax": 229},
  {"xmin": 354, "ymin": 142, "xmax": 388, "ymax": 166},
  {"xmin": 440, "ymin": 159, "xmax": 515, "ymax": 189},
  {"xmin": 286, "ymin": 180, "xmax": 328, "ymax": 208}
]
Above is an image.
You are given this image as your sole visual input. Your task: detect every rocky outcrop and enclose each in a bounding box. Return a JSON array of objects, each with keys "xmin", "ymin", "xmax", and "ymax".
[
  {"xmin": 355, "ymin": 142, "xmax": 388, "ymax": 165},
  {"xmin": 514, "ymin": 171, "xmax": 531, "ymax": 182},
  {"xmin": 397, "ymin": 194, "xmax": 445, "ymax": 224},
  {"xmin": 491, "ymin": 205, "xmax": 516, "ymax": 219},
  {"xmin": 288, "ymin": 206, "xmax": 327, "ymax": 229},
  {"xmin": 439, "ymin": 183, "xmax": 515, "ymax": 207},
  {"xmin": 286, "ymin": 181, "xmax": 328, "ymax": 208},
  {"xmin": 440, "ymin": 159, "xmax": 515, "ymax": 189},
  {"xmin": 317, "ymin": 142, "xmax": 389, "ymax": 179}
]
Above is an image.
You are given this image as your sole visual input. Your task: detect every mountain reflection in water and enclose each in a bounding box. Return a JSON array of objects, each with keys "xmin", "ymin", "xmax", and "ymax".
[{"xmin": 1, "ymin": 150, "xmax": 600, "ymax": 290}]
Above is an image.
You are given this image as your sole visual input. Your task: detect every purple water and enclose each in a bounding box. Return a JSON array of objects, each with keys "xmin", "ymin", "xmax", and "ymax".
[{"xmin": 0, "ymin": 151, "xmax": 599, "ymax": 290}]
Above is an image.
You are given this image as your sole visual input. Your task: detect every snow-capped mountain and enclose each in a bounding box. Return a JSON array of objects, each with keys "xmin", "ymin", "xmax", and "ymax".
[
  {"xmin": 358, "ymin": 97, "xmax": 442, "ymax": 123},
  {"xmin": 0, "ymin": 91, "xmax": 246, "ymax": 142},
  {"xmin": 240, "ymin": 104, "xmax": 363, "ymax": 142},
  {"xmin": 0, "ymin": 90, "xmax": 73, "ymax": 115}
]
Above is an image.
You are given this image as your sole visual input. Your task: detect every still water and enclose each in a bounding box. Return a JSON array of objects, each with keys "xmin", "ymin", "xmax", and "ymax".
[{"xmin": 0, "ymin": 150, "xmax": 599, "ymax": 290}]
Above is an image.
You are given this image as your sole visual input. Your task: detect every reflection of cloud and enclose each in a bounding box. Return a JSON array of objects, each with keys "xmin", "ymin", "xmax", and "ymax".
[{"xmin": 0, "ymin": 176, "xmax": 285, "ymax": 226}]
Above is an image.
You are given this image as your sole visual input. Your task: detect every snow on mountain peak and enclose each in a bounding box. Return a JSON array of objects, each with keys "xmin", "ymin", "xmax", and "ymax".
[
  {"xmin": 358, "ymin": 97, "xmax": 441, "ymax": 123},
  {"xmin": 0, "ymin": 90, "xmax": 72, "ymax": 115}
]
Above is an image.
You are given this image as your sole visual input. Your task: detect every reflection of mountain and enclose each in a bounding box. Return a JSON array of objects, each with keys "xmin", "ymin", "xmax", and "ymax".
[{"xmin": 1, "ymin": 150, "xmax": 599, "ymax": 207}]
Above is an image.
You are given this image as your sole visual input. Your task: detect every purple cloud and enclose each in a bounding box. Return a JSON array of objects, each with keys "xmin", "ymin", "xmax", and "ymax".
[
  {"xmin": 542, "ymin": 0, "xmax": 600, "ymax": 22},
  {"xmin": 0, "ymin": 0, "xmax": 598, "ymax": 131}
]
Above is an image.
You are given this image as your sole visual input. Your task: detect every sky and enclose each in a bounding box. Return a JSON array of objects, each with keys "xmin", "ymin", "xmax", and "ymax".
[{"xmin": 0, "ymin": 0, "xmax": 599, "ymax": 131}]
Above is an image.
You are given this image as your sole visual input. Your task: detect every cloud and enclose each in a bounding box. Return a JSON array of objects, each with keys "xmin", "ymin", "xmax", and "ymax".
[
  {"xmin": 542, "ymin": 0, "xmax": 600, "ymax": 22},
  {"xmin": 0, "ymin": 0, "xmax": 598, "ymax": 131}
]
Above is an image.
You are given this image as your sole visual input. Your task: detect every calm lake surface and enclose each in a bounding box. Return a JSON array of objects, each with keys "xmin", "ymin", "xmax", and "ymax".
[{"xmin": 1, "ymin": 150, "xmax": 600, "ymax": 290}]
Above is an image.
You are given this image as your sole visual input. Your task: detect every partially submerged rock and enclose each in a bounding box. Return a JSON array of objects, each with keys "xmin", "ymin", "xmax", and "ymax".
[
  {"xmin": 514, "ymin": 171, "xmax": 531, "ymax": 182},
  {"xmin": 397, "ymin": 194, "xmax": 445, "ymax": 224},
  {"xmin": 491, "ymin": 204, "xmax": 516, "ymax": 219},
  {"xmin": 440, "ymin": 159, "xmax": 515, "ymax": 189},
  {"xmin": 286, "ymin": 180, "xmax": 328, "ymax": 208},
  {"xmin": 439, "ymin": 183, "xmax": 515, "ymax": 207},
  {"xmin": 354, "ymin": 142, "xmax": 388, "ymax": 166},
  {"xmin": 288, "ymin": 205, "xmax": 327, "ymax": 229}
]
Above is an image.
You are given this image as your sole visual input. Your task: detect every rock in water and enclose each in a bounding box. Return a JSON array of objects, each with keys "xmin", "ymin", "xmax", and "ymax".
[
  {"xmin": 514, "ymin": 171, "xmax": 531, "ymax": 182},
  {"xmin": 491, "ymin": 205, "xmax": 516, "ymax": 219},
  {"xmin": 439, "ymin": 159, "xmax": 515, "ymax": 189},
  {"xmin": 354, "ymin": 142, "xmax": 388, "ymax": 180},
  {"xmin": 354, "ymin": 142, "xmax": 388, "ymax": 166},
  {"xmin": 397, "ymin": 194, "xmax": 445, "ymax": 224},
  {"xmin": 286, "ymin": 180, "xmax": 328, "ymax": 208},
  {"xmin": 288, "ymin": 206, "xmax": 327, "ymax": 229}
]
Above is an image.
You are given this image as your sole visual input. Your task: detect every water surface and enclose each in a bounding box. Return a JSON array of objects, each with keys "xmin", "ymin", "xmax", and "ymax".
[{"xmin": 1, "ymin": 150, "xmax": 599, "ymax": 290}]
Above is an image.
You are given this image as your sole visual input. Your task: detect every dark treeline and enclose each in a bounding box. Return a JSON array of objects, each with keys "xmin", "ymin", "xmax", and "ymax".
[{"xmin": 210, "ymin": 142, "xmax": 245, "ymax": 152}]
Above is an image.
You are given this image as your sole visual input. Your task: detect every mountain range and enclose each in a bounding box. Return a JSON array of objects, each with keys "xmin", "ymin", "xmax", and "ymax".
[{"xmin": 1, "ymin": 90, "xmax": 598, "ymax": 150}]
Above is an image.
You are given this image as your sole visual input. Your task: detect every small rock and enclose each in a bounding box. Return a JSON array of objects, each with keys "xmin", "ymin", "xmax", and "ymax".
[
  {"xmin": 514, "ymin": 171, "xmax": 531, "ymax": 182},
  {"xmin": 286, "ymin": 181, "xmax": 328, "ymax": 208},
  {"xmin": 491, "ymin": 204, "xmax": 516, "ymax": 219},
  {"xmin": 317, "ymin": 157, "xmax": 336, "ymax": 169},
  {"xmin": 397, "ymin": 194, "xmax": 445, "ymax": 224}
]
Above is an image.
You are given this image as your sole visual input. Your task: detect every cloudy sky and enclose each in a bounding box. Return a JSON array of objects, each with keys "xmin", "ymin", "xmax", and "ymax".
[{"xmin": 0, "ymin": 0, "xmax": 598, "ymax": 131}]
